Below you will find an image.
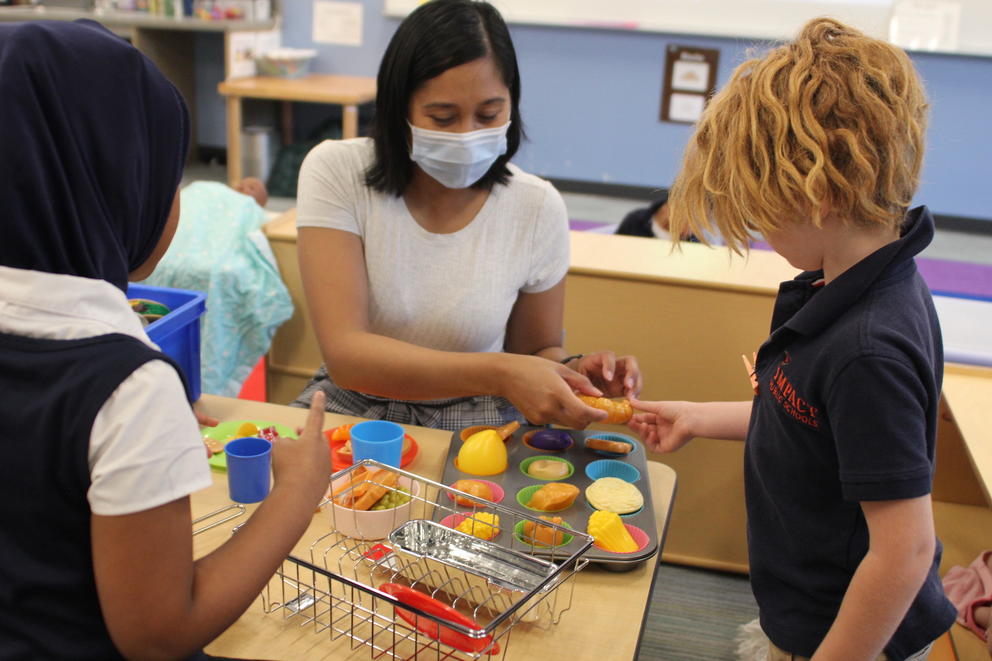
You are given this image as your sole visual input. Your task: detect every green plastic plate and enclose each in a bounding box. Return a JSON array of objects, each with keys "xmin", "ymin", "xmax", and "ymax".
[{"xmin": 202, "ymin": 419, "xmax": 296, "ymax": 472}]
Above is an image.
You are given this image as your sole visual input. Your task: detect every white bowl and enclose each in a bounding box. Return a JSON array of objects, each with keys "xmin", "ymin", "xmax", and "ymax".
[{"xmin": 326, "ymin": 474, "xmax": 420, "ymax": 540}]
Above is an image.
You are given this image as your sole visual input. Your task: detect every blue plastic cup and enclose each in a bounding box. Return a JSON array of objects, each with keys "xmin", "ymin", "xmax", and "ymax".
[
  {"xmin": 350, "ymin": 420, "xmax": 404, "ymax": 467},
  {"xmin": 225, "ymin": 436, "xmax": 272, "ymax": 503}
]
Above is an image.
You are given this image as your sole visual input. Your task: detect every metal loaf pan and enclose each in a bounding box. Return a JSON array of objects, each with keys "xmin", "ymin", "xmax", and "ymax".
[{"xmin": 389, "ymin": 519, "xmax": 559, "ymax": 593}]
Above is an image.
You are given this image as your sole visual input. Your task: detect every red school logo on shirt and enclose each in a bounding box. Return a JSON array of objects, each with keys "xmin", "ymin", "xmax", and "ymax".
[{"xmin": 767, "ymin": 352, "xmax": 821, "ymax": 428}]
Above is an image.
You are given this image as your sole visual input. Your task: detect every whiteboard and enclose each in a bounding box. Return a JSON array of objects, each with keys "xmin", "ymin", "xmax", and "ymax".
[{"xmin": 384, "ymin": 0, "xmax": 992, "ymax": 58}]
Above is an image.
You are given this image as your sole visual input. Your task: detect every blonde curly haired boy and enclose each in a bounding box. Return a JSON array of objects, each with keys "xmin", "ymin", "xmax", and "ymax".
[{"xmin": 631, "ymin": 18, "xmax": 956, "ymax": 661}]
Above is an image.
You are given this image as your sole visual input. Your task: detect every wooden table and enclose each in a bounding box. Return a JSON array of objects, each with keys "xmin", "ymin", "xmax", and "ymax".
[
  {"xmin": 217, "ymin": 74, "xmax": 376, "ymax": 185},
  {"xmin": 941, "ymin": 364, "xmax": 992, "ymax": 504},
  {"xmin": 193, "ymin": 395, "xmax": 678, "ymax": 660}
]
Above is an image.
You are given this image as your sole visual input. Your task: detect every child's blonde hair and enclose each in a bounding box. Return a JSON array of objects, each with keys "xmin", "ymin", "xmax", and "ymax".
[{"xmin": 669, "ymin": 17, "xmax": 928, "ymax": 253}]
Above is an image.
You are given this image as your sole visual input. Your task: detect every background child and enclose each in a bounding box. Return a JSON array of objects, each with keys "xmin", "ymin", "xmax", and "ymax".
[
  {"xmin": 0, "ymin": 20, "xmax": 330, "ymax": 659},
  {"xmin": 629, "ymin": 17, "xmax": 956, "ymax": 661},
  {"xmin": 615, "ymin": 192, "xmax": 673, "ymax": 238}
]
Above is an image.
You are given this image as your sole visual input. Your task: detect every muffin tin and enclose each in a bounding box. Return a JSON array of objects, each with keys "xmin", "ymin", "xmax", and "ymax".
[{"xmin": 440, "ymin": 426, "xmax": 659, "ymax": 569}]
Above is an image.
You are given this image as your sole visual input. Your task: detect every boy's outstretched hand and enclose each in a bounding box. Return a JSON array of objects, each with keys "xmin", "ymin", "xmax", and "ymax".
[{"xmin": 627, "ymin": 399, "xmax": 696, "ymax": 453}]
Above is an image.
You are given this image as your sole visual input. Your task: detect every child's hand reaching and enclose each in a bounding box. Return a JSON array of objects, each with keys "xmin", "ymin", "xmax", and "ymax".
[{"xmin": 627, "ymin": 399, "xmax": 697, "ymax": 453}]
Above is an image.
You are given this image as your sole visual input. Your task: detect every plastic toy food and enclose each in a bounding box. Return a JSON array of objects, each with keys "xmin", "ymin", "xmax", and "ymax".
[
  {"xmin": 459, "ymin": 420, "xmax": 520, "ymax": 443},
  {"xmin": 527, "ymin": 429, "xmax": 572, "ymax": 451},
  {"xmin": 329, "ymin": 423, "xmax": 355, "ymax": 443},
  {"xmin": 455, "ymin": 512, "xmax": 501, "ymax": 540},
  {"xmin": 522, "ymin": 516, "xmax": 568, "ymax": 547},
  {"xmin": 495, "ymin": 420, "xmax": 520, "ymax": 439},
  {"xmin": 526, "ymin": 483, "xmax": 579, "ymax": 512},
  {"xmin": 587, "ymin": 510, "xmax": 638, "ymax": 553},
  {"xmin": 203, "ymin": 437, "xmax": 224, "ymax": 455},
  {"xmin": 334, "ymin": 468, "xmax": 400, "ymax": 511},
  {"xmin": 451, "ymin": 479, "xmax": 494, "ymax": 506},
  {"xmin": 586, "ymin": 437, "xmax": 632, "ymax": 454},
  {"xmin": 457, "ymin": 429, "xmax": 508, "ymax": 476},
  {"xmin": 585, "ymin": 477, "xmax": 643, "ymax": 514},
  {"xmin": 527, "ymin": 459, "xmax": 569, "ymax": 480},
  {"xmin": 370, "ymin": 487, "xmax": 411, "ymax": 511},
  {"xmin": 379, "ymin": 583, "xmax": 498, "ymax": 654},
  {"xmin": 577, "ymin": 395, "xmax": 633, "ymax": 424},
  {"xmin": 236, "ymin": 421, "xmax": 259, "ymax": 437}
]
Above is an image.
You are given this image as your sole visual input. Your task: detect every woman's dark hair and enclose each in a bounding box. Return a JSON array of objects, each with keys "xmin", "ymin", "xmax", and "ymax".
[{"xmin": 365, "ymin": 0, "xmax": 523, "ymax": 195}]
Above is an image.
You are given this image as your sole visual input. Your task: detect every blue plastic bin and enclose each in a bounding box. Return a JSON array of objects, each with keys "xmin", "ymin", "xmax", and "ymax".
[{"xmin": 127, "ymin": 283, "xmax": 207, "ymax": 401}]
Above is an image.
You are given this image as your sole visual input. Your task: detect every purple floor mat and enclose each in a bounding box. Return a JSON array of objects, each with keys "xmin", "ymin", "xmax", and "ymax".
[
  {"xmin": 751, "ymin": 240, "xmax": 992, "ymax": 299},
  {"xmin": 573, "ymin": 222, "xmax": 992, "ymax": 301},
  {"xmin": 569, "ymin": 219, "xmax": 613, "ymax": 232},
  {"xmin": 916, "ymin": 258, "xmax": 992, "ymax": 301}
]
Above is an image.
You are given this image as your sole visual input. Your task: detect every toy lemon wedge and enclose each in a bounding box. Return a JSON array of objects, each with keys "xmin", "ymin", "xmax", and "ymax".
[{"xmin": 456, "ymin": 429, "xmax": 507, "ymax": 475}]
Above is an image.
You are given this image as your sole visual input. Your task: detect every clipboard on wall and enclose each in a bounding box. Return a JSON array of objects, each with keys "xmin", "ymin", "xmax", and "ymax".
[{"xmin": 660, "ymin": 45, "xmax": 720, "ymax": 124}]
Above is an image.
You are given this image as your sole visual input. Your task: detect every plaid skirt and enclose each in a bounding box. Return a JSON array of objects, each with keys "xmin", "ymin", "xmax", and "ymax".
[{"xmin": 290, "ymin": 364, "xmax": 525, "ymax": 432}]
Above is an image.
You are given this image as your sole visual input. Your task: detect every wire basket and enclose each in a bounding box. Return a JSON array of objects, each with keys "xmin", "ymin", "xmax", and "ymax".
[{"xmin": 260, "ymin": 459, "xmax": 593, "ymax": 659}]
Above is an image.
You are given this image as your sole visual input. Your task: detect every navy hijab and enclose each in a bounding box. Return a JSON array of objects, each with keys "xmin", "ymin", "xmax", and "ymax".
[{"xmin": 0, "ymin": 20, "xmax": 189, "ymax": 292}]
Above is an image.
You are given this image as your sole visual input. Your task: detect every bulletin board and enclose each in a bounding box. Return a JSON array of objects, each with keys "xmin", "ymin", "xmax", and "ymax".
[{"xmin": 384, "ymin": 0, "xmax": 992, "ymax": 58}]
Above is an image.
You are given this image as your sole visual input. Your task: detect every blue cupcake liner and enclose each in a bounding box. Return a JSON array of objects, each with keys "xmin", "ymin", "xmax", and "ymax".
[{"xmin": 585, "ymin": 459, "xmax": 641, "ymax": 483}]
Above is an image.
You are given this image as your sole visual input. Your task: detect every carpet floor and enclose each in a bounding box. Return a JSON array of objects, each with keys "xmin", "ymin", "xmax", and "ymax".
[{"xmin": 636, "ymin": 563, "xmax": 760, "ymax": 661}]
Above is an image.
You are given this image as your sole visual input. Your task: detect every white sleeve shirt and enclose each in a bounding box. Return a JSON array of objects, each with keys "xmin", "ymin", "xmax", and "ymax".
[
  {"xmin": 0, "ymin": 265, "xmax": 212, "ymax": 515},
  {"xmin": 296, "ymin": 138, "xmax": 570, "ymax": 354}
]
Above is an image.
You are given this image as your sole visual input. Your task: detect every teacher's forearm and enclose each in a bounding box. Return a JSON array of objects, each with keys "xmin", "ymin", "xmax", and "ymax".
[{"xmin": 321, "ymin": 331, "xmax": 508, "ymax": 400}]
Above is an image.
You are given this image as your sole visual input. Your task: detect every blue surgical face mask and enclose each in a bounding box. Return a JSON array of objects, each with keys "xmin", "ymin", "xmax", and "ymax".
[{"xmin": 408, "ymin": 121, "xmax": 511, "ymax": 189}]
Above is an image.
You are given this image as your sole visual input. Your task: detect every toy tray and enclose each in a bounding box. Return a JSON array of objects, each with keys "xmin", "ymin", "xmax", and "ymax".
[{"xmin": 440, "ymin": 426, "xmax": 659, "ymax": 569}]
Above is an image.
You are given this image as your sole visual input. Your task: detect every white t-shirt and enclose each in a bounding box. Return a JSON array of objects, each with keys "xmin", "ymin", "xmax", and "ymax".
[
  {"xmin": 0, "ymin": 265, "xmax": 212, "ymax": 516},
  {"xmin": 296, "ymin": 139, "xmax": 570, "ymax": 354}
]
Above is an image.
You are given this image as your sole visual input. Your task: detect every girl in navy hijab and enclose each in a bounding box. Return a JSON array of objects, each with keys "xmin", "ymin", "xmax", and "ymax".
[{"xmin": 0, "ymin": 21, "xmax": 330, "ymax": 659}]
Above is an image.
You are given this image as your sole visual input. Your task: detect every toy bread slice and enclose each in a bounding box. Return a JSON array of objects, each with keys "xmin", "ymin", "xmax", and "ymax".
[
  {"xmin": 585, "ymin": 437, "xmax": 632, "ymax": 454},
  {"xmin": 526, "ymin": 482, "xmax": 579, "ymax": 512},
  {"xmin": 346, "ymin": 469, "xmax": 400, "ymax": 511},
  {"xmin": 495, "ymin": 420, "xmax": 520, "ymax": 440},
  {"xmin": 576, "ymin": 395, "xmax": 633, "ymax": 424}
]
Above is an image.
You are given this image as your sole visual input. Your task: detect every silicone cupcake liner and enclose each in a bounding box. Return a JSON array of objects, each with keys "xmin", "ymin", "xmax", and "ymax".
[
  {"xmin": 519, "ymin": 455, "xmax": 575, "ymax": 481},
  {"xmin": 584, "ymin": 432, "xmax": 637, "ymax": 457},
  {"xmin": 445, "ymin": 479, "xmax": 506, "ymax": 506},
  {"xmin": 592, "ymin": 523, "xmax": 650, "ymax": 555},
  {"xmin": 438, "ymin": 512, "xmax": 502, "ymax": 541},
  {"xmin": 522, "ymin": 429, "xmax": 575, "ymax": 452},
  {"xmin": 459, "ymin": 425, "xmax": 498, "ymax": 442},
  {"xmin": 513, "ymin": 518, "xmax": 574, "ymax": 549},
  {"xmin": 585, "ymin": 459, "xmax": 641, "ymax": 483},
  {"xmin": 442, "ymin": 425, "xmax": 661, "ymax": 568},
  {"xmin": 515, "ymin": 484, "xmax": 576, "ymax": 513}
]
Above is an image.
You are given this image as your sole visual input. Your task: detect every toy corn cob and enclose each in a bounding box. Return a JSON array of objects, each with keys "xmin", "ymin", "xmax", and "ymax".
[
  {"xmin": 576, "ymin": 395, "xmax": 633, "ymax": 424},
  {"xmin": 587, "ymin": 510, "xmax": 638, "ymax": 553},
  {"xmin": 455, "ymin": 512, "xmax": 501, "ymax": 540}
]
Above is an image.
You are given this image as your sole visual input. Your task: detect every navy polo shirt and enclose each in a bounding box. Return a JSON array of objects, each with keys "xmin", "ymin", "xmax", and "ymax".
[{"xmin": 745, "ymin": 206, "xmax": 957, "ymax": 660}]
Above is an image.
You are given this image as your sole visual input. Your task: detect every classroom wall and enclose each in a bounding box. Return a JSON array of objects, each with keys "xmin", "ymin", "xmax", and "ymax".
[{"xmin": 200, "ymin": 0, "xmax": 992, "ymax": 222}]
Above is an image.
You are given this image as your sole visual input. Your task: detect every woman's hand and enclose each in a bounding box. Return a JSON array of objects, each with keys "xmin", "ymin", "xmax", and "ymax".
[
  {"xmin": 571, "ymin": 351, "xmax": 642, "ymax": 398},
  {"xmin": 500, "ymin": 355, "xmax": 608, "ymax": 429},
  {"xmin": 627, "ymin": 399, "xmax": 698, "ymax": 453}
]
